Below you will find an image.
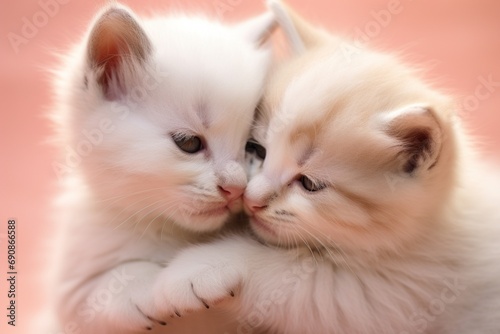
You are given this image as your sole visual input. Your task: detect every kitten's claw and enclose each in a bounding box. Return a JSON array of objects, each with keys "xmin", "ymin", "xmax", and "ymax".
[
  {"xmin": 147, "ymin": 315, "xmax": 167, "ymax": 326},
  {"xmin": 135, "ymin": 303, "xmax": 167, "ymax": 330},
  {"xmin": 169, "ymin": 309, "xmax": 182, "ymax": 318},
  {"xmin": 131, "ymin": 301, "xmax": 155, "ymax": 331},
  {"xmin": 191, "ymin": 281, "xmax": 211, "ymax": 309}
]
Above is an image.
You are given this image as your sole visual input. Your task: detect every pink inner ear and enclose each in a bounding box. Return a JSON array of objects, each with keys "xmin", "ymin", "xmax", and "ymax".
[
  {"xmin": 87, "ymin": 8, "xmax": 151, "ymax": 98},
  {"xmin": 91, "ymin": 25, "xmax": 122, "ymax": 91},
  {"xmin": 385, "ymin": 107, "xmax": 442, "ymax": 172}
]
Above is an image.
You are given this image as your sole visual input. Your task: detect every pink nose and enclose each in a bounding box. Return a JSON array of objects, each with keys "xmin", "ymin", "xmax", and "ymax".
[
  {"xmin": 243, "ymin": 196, "xmax": 268, "ymax": 213},
  {"xmin": 218, "ymin": 186, "xmax": 245, "ymax": 202}
]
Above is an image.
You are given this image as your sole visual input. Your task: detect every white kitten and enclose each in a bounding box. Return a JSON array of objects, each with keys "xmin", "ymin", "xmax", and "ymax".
[
  {"xmin": 160, "ymin": 2, "xmax": 500, "ymax": 334},
  {"xmin": 48, "ymin": 3, "xmax": 276, "ymax": 333}
]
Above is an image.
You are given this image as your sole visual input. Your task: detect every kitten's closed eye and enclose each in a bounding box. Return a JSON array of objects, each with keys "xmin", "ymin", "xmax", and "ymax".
[
  {"xmin": 245, "ymin": 140, "xmax": 267, "ymax": 160},
  {"xmin": 172, "ymin": 134, "xmax": 204, "ymax": 154}
]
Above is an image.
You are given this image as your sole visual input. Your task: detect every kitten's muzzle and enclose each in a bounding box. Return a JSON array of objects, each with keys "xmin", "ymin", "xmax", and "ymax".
[
  {"xmin": 218, "ymin": 185, "xmax": 245, "ymax": 202},
  {"xmin": 243, "ymin": 195, "xmax": 268, "ymax": 215}
]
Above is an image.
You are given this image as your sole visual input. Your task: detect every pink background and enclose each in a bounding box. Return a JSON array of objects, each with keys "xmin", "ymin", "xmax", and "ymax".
[{"xmin": 1, "ymin": 0, "xmax": 499, "ymax": 332}]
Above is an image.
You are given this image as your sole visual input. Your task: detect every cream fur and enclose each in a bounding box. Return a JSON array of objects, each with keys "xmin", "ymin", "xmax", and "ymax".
[{"xmin": 156, "ymin": 2, "xmax": 500, "ymax": 334}]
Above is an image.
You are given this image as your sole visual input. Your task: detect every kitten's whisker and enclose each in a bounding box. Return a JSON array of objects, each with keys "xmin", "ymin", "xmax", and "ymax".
[
  {"xmin": 138, "ymin": 202, "xmax": 181, "ymax": 240},
  {"xmin": 291, "ymin": 226, "xmax": 318, "ymax": 264},
  {"xmin": 114, "ymin": 198, "xmax": 170, "ymax": 232},
  {"xmin": 293, "ymin": 222, "xmax": 340, "ymax": 266},
  {"xmin": 189, "ymin": 189, "xmax": 220, "ymax": 200},
  {"xmin": 96, "ymin": 187, "xmax": 166, "ymax": 204},
  {"xmin": 295, "ymin": 219, "xmax": 362, "ymax": 283},
  {"xmin": 132, "ymin": 201, "xmax": 179, "ymax": 236},
  {"xmin": 293, "ymin": 223, "xmax": 332, "ymax": 264},
  {"xmin": 106, "ymin": 195, "xmax": 163, "ymax": 230},
  {"xmin": 159, "ymin": 207, "xmax": 183, "ymax": 242},
  {"xmin": 103, "ymin": 193, "xmax": 162, "ymax": 225},
  {"xmin": 291, "ymin": 233, "xmax": 297, "ymax": 253}
]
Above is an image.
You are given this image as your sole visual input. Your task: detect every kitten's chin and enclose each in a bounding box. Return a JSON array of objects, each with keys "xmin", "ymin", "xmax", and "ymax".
[
  {"xmin": 249, "ymin": 216, "xmax": 284, "ymax": 246},
  {"xmin": 177, "ymin": 208, "xmax": 231, "ymax": 233}
]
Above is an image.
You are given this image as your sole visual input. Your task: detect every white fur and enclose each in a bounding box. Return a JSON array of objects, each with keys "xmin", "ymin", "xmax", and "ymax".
[{"xmin": 48, "ymin": 4, "xmax": 275, "ymax": 333}]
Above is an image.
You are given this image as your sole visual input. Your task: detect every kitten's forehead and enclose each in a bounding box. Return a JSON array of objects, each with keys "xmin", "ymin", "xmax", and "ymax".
[
  {"xmin": 266, "ymin": 49, "xmax": 425, "ymax": 136},
  {"xmin": 260, "ymin": 50, "xmax": 352, "ymax": 166},
  {"xmin": 260, "ymin": 45, "xmax": 435, "ymax": 170},
  {"xmin": 146, "ymin": 16, "xmax": 270, "ymax": 102},
  {"xmin": 140, "ymin": 16, "xmax": 271, "ymax": 150}
]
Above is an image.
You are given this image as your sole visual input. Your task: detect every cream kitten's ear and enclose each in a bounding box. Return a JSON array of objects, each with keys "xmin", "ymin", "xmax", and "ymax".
[
  {"xmin": 380, "ymin": 105, "xmax": 443, "ymax": 174},
  {"xmin": 237, "ymin": 12, "xmax": 277, "ymax": 46},
  {"xmin": 267, "ymin": 0, "xmax": 330, "ymax": 53},
  {"xmin": 86, "ymin": 5, "xmax": 152, "ymax": 100}
]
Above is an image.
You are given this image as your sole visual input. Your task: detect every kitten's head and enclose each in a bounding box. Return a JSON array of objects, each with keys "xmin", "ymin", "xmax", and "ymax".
[
  {"xmin": 244, "ymin": 2, "xmax": 458, "ymax": 253},
  {"xmin": 56, "ymin": 4, "xmax": 276, "ymax": 233}
]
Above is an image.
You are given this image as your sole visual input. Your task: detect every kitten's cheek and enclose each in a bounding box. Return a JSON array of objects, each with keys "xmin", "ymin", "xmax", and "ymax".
[{"xmin": 250, "ymin": 217, "xmax": 277, "ymax": 238}]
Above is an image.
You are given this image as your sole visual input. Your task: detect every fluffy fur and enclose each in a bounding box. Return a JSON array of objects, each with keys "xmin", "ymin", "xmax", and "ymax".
[
  {"xmin": 48, "ymin": 3, "xmax": 276, "ymax": 333},
  {"xmin": 160, "ymin": 2, "xmax": 500, "ymax": 333}
]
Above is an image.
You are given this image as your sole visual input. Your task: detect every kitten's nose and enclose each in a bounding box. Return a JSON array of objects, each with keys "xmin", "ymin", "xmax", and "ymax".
[
  {"xmin": 218, "ymin": 185, "xmax": 245, "ymax": 202},
  {"xmin": 244, "ymin": 196, "xmax": 268, "ymax": 213}
]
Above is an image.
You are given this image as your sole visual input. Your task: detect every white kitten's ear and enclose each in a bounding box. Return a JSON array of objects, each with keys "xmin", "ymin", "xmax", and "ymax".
[
  {"xmin": 267, "ymin": 0, "xmax": 329, "ymax": 53},
  {"xmin": 237, "ymin": 12, "xmax": 277, "ymax": 46},
  {"xmin": 86, "ymin": 5, "xmax": 152, "ymax": 100},
  {"xmin": 380, "ymin": 105, "xmax": 443, "ymax": 174}
]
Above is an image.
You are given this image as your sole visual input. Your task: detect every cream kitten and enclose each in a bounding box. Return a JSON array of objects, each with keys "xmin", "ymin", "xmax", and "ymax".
[
  {"xmin": 159, "ymin": 2, "xmax": 500, "ymax": 334},
  {"xmin": 48, "ymin": 3, "xmax": 276, "ymax": 333}
]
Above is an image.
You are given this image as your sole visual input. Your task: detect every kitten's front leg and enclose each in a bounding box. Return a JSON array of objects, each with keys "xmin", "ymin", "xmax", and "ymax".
[
  {"xmin": 73, "ymin": 261, "xmax": 170, "ymax": 332},
  {"xmin": 152, "ymin": 236, "xmax": 256, "ymax": 316},
  {"xmin": 65, "ymin": 256, "xmax": 238, "ymax": 333},
  {"xmin": 88, "ymin": 260, "xmax": 237, "ymax": 331}
]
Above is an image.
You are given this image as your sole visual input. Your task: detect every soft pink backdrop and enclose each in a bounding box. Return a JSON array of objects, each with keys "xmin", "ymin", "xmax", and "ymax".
[{"xmin": 1, "ymin": 1, "xmax": 499, "ymax": 333}]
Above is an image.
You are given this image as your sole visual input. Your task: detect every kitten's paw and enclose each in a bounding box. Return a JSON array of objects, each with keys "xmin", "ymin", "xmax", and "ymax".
[
  {"xmin": 106, "ymin": 294, "xmax": 169, "ymax": 332},
  {"xmin": 153, "ymin": 261, "xmax": 241, "ymax": 316}
]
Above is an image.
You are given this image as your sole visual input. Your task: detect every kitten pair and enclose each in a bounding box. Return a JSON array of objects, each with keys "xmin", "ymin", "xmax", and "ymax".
[{"xmin": 49, "ymin": 1, "xmax": 500, "ymax": 334}]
